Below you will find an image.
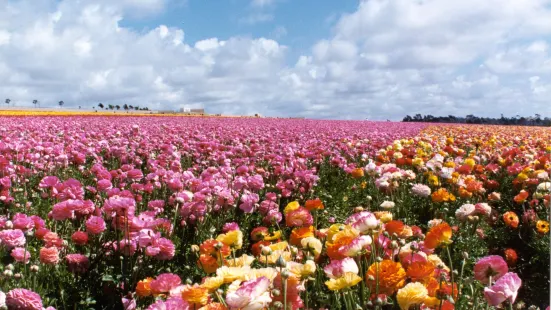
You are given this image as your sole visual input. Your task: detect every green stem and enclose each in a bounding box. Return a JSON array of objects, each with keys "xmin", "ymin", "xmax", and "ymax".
[
  {"xmin": 446, "ymin": 246, "xmax": 455, "ymax": 301},
  {"xmin": 283, "ymin": 277, "xmax": 288, "ymax": 310}
]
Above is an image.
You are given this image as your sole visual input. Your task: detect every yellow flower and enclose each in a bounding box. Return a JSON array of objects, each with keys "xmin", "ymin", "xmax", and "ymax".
[
  {"xmin": 428, "ymin": 174, "xmax": 440, "ymax": 187},
  {"xmin": 216, "ymin": 266, "xmax": 250, "ymax": 283},
  {"xmin": 181, "ymin": 284, "xmax": 209, "ymax": 306},
  {"xmin": 397, "ymin": 282, "xmax": 428, "ymax": 310},
  {"xmin": 201, "ymin": 276, "xmax": 224, "ymax": 292},
  {"xmin": 412, "ymin": 157, "xmax": 424, "ymax": 167},
  {"xmin": 443, "ymin": 161, "xmax": 455, "ymax": 168},
  {"xmin": 517, "ymin": 173, "xmax": 528, "ymax": 182},
  {"xmin": 264, "ymin": 230, "xmax": 282, "ymax": 241},
  {"xmin": 427, "ymin": 254, "xmax": 449, "ymax": 271},
  {"xmin": 536, "ymin": 220, "xmax": 550, "ymax": 235},
  {"xmin": 269, "ymin": 241, "xmax": 289, "ymax": 251},
  {"xmin": 216, "ymin": 230, "xmax": 243, "ymax": 250},
  {"xmin": 225, "ymin": 254, "xmax": 255, "ymax": 267},
  {"xmin": 301, "ymin": 236, "xmax": 322, "ymax": 257},
  {"xmin": 287, "ymin": 260, "xmax": 316, "ymax": 278},
  {"xmin": 464, "ymin": 158, "xmax": 475, "ymax": 168},
  {"xmin": 374, "ymin": 211, "xmax": 393, "ymax": 223},
  {"xmin": 248, "ymin": 267, "xmax": 279, "ymax": 282},
  {"xmin": 258, "ymin": 250, "xmax": 291, "ymax": 265},
  {"xmin": 284, "ymin": 201, "xmax": 300, "ymax": 214},
  {"xmin": 325, "ymin": 272, "xmax": 362, "ymax": 291}
]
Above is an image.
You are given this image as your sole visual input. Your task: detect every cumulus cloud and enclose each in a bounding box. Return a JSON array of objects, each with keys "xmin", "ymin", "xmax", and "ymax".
[{"xmin": 0, "ymin": 0, "xmax": 551, "ymax": 119}]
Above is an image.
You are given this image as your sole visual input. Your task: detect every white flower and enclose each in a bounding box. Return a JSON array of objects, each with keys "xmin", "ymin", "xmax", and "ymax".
[
  {"xmin": 0, "ymin": 290, "xmax": 5, "ymax": 309},
  {"xmin": 380, "ymin": 201, "xmax": 395, "ymax": 209},
  {"xmin": 455, "ymin": 204, "xmax": 475, "ymax": 221},
  {"xmin": 537, "ymin": 182, "xmax": 551, "ymax": 192}
]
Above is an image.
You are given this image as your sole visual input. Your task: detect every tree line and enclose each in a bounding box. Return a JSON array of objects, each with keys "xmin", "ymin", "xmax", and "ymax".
[
  {"xmin": 402, "ymin": 114, "xmax": 551, "ymax": 126},
  {"xmin": 4, "ymin": 99, "xmax": 149, "ymax": 111}
]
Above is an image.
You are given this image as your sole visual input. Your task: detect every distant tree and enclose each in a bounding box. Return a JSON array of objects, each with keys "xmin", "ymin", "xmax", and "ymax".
[
  {"xmin": 98, "ymin": 103, "xmax": 104, "ymax": 109},
  {"xmin": 5, "ymin": 99, "xmax": 11, "ymax": 106},
  {"xmin": 116, "ymin": 105, "xmax": 120, "ymax": 110},
  {"xmin": 123, "ymin": 104, "xmax": 129, "ymax": 111},
  {"xmin": 32, "ymin": 99, "xmax": 38, "ymax": 107},
  {"xmin": 129, "ymin": 105, "xmax": 134, "ymax": 109},
  {"xmin": 134, "ymin": 106, "xmax": 139, "ymax": 110},
  {"xmin": 58, "ymin": 101, "xmax": 64, "ymax": 107},
  {"xmin": 108, "ymin": 104, "xmax": 114, "ymax": 110}
]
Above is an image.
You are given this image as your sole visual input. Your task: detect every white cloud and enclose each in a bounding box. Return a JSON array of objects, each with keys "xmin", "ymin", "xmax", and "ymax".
[
  {"xmin": 238, "ymin": 13, "xmax": 274, "ymax": 25},
  {"xmin": 0, "ymin": 0, "xmax": 551, "ymax": 119},
  {"xmin": 251, "ymin": 0, "xmax": 276, "ymax": 8}
]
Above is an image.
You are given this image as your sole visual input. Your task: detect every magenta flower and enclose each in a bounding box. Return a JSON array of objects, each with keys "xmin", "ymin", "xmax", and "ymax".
[
  {"xmin": 226, "ymin": 276, "xmax": 272, "ymax": 309},
  {"xmin": 86, "ymin": 216, "xmax": 106, "ymax": 235},
  {"xmin": 285, "ymin": 207, "xmax": 313, "ymax": 227},
  {"xmin": 150, "ymin": 273, "xmax": 182, "ymax": 295},
  {"xmin": 11, "ymin": 247, "xmax": 31, "ymax": 264},
  {"xmin": 483, "ymin": 272, "xmax": 522, "ymax": 306},
  {"xmin": 474, "ymin": 255, "xmax": 509, "ymax": 284},
  {"xmin": 6, "ymin": 288, "xmax": 43, "ymax": 310},
  {"xmin": 0, "ymin": 229, "xmax": 26, "ymax": 249}
]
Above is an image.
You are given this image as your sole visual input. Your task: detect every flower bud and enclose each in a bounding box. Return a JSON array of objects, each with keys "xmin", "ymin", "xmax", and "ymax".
[
  {"xmin": 6, "ymin": 264, "xmax": 14, "ymax": 271},
  {"xmin": 14, "ymin": 273, "xmax": 22, "ymax": 279},
  {"xmin": 375, "ymin": 257, "xmax": 383, "ymax": 262},
  {"xmin": 281, "ymin": 269, "xmax": 290, "ymax": 279},
  {"xmin": 30, "ymin": 265, "xmax": 39, "ymax": 273},
  {"xmin": 462, "ymin": 252, "xmax": 469, "ymax": 259},
  {"xmin": 191, "ymin": 245, "xmax": 200, "ymax": 253},
  {"xmin": 261, "ymin": 246, "xmax": 272, "ymax": 256},
  {"xmin": 273, "ymin": 301, "xmax": 283, "ymax": 309},
  {"xmin": 276, "ymin": 255, "xmax": 286, "ymax": 268},
  {"xmin": 3, "ymin": 270, "xmax": 13, "ymax": 277}
]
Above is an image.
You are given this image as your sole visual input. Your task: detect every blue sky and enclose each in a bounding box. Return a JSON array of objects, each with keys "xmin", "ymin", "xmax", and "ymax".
[
  {"xmin": 1, "ymin": 0, "xmax": 551, "ymax": 119},
  {"xmin": 120, "ymin": 0, "xmax": 359, "ymax": 65}
]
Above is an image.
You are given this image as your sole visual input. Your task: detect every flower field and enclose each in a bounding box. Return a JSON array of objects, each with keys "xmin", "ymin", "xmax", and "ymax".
[{"xmin": 0, "ymin": 116, "xmax": 549, "ymax": 310}]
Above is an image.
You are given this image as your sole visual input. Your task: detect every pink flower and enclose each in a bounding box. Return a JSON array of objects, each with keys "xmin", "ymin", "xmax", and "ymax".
[
  {"xmin": 338, "ymin": 235, "xmax": 372, "ymax": 257},
  {"xmin": 0, "ymin": 229, "xmax": 26, "ymax": 249},
  {"xmin": 12, "ymin": 213, "xmax": 35, "ymax": 231},
  {"xmin": 226, "ymin": 276, "xmax": 272, "ymax": 309},
  {"xmin": 285, "ymin": 207, "xmax": 313, "ymax": 227},
  {"xmin": 474, "ymin": 255, "xmax": 509, "ymax": 284},
  {"xmin": 222, "ymin": 222, "xmax": 240, "ymax": 232},
  {"xmin": 147, "ymin": 296, "xmax": 189, "ymax": 310},
  {"xmin": 156, "ymin": 238, "xmax": 176, "ymax": 260},
  {"xmin": 39, "ymin": 247, "xmax": 60, "ymax": 265},
  {"xmin": 347, "ymin": 211, "xmax": 379, "ymax": 233},
  {"xmin": 86, "ymin": 216, "xmax": 106, "ymax": 235},
  {"xmin": 324, "ymin": 258, "xmax": 359, "ymax": 279},
  {"xmin": 71, "ymin": 231, "xmax": 89, "ymax": 245},
  {"xmin": 66, "ymin": 254, "xmax": 90, "ymax": 273},
  {"xmin": 6, "ymin": 288, "xmax": 43, "ymax": 310},
  {"xmin": 150, "ymin": 273, "xmax": 182, "ymax": 294},
  {"xmin": 11, "ymin": 247, "xmax": 31, "ymax": 264},
  {"xmin": 483, "ymin": 272, "xmax": 522, "ymax": 306},
  {"xmin": 474, "ymin": 203, "xmax": 492, "ymax": 217}
]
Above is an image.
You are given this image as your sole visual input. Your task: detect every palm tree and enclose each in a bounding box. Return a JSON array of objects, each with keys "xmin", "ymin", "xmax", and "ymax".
[
  {"xmin": 123, "ymin": 104, "xmax": 129, "ymax": 111},
  {"xmin": 58, "ymin": 101, "xmax": 64, "ymax": 107},
  {"xmin": 134, "ymin": 106, "xmax": 139, "ymax": 110},
  {"xmin": 98, "ymin": 103, "xmax": 104, "ymax": 109},
  {"xmin": 5, "ymin": 99, "xmax": 10, "ymax": 106},
  {"xmin": 129, "ymin": 105, "xmax": 134, "ymax": 109},
  {"xmin": 108, "ymin": 104, "xmax": 114, "ymax": 110},
  {"xmin": 115, "ymin": 105, "xmax": 120, "ymax": 110},
  {"xmin": 32, "ymin": 100, "xmax": 38, "ymax": 107}
]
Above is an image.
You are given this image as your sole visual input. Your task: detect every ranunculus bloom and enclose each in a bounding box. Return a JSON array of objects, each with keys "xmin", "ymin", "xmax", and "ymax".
[
  {"xmin": 181, "ymin": 284, "xmax": 209, "ymax": 306},
  {"xmin": 503, "ymin": 211, "xmax": 519, "ymax": 228},
  {"xmin": 11, "ymin": 247, "xmax": 31, "ymax": 264},
  {"xmin": 483, "ymin": 272, "xmax": 522, "ymax": 306},
  {"xmin": 324, "ymin": 258, "xmax": 359, "ymax": 279},
  {"xmin": 40, "ymin": 247, "xmax": 60, "ymax": 265},
  {"xmin": 474, "ymin": 255, "xmax": 508, "ymax": 284},
  {"xmin": 285, "ymin": 207, "xmax": 313, "ymax": 227},
  {"xmin": 226, "ymin": 277, "xmax": 272, "ymax": 309},
  {"xmin": 71, "ymin": 231, "xmax": 89, "ymax": 245},
  {"xmin": 150, "ymin": 273, "xmax": 182, "ymax": 295},
  {"xmin": 6, "ymin": 288, "xmax": 43, "ymax": 310},
  {"xmin": 366, "ymin": 260, "xmax": 406, "ymax": 295},
  {"xmin": 136, "ymin": 277, "xmax": 154, "ymax": 297},
  {"xmin": 424, "ymin": 222, "xmax": 453, "ymax": 249},
  {"xmin": 0, "ymin": 229, "xmax": 26, "ymax": 249},
  {"xmin": 397, "ymin": 282, "xmax": 428, "ymax": 310},
  {"xmin": 86, "ymin": 216, "xmax": 106, "ymax": 235},
  {"xmin": 66, "ymin": 254, "xmax": 90, "ymax": 273}
]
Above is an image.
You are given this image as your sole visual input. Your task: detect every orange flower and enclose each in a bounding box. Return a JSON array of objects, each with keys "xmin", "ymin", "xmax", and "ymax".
[
  {"xmin": 136, "ymin": 277, "xmax": 153, "ymax": 297},
  {"xmin": 514, "ymin": 190, "xmax": 529, "ymax": 204},
  {"xmin": 424, "ymin": 222, "xmax": 453, "ymax": 249},
  {"xmin": 504, "ymin": 248, "xmax": 518, "ymax": 267},
  {"xmin": 198, "ymin": 254, "xmax": 219, "ymax": 274},
  {"xmin": 181, "ymin": 284, "xmax": 209, "ymax": 306},
  {"xmin": 200, "ymin": 239, "xmax": 231, "ymax": 258},
  {"xmin": 305, "ymin": 198, "xmax": 324, "ymax": 211},
  {"xmin": 503, "ymin": 211, "xmax": 519, "ymax": 228},
  {"xmin": 385, "ymin": 220, "xmax": 405, "ymax": 236},
  {"xmin": 289, "ymin": 226, "xmax": 314, "ymax": 246},
  {"xmin": 351, "ymin": 168, "xmax": 364, "ymax": 178},
  {"xmin": 458, "ymin": 187, "xmax": 473, "ymax": 199},
  {"xmin": 406, "ymin": 261, "xmax": 436, "ymax": 283},
  {"xmin": 199, "ymin": 303, "xmax": 228, "ymax": 310},
  {"xmin": 536, "ymin": 220, "xmax": 549, "ymax": 234},
  {"xmin": 251, "ymin": 240, "xmax": 271, "ymax": 256},
  {"xmin": 431, "ymin": 188, "xmax": 456, "ymax": 203},
  {"xmin": 366, "ymin": 260, "xmax": 406, "ymax": 295}
]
